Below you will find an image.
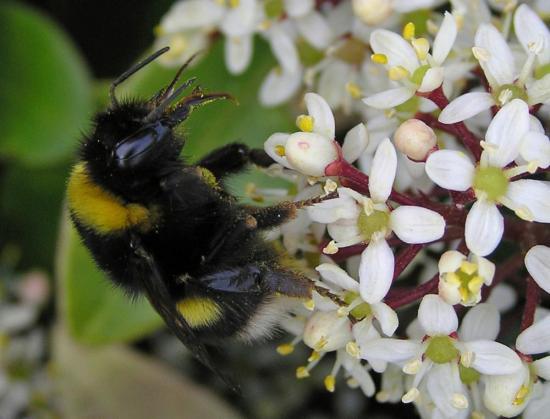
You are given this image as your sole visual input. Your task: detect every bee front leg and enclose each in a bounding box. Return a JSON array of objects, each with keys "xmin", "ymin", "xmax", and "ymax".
[{"xmin": 197, "ymin": 143, "xmax": 275, "ymax": 179}]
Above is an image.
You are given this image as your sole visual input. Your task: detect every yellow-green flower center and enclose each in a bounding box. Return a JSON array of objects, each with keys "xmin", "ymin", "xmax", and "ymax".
[
  {"xmin": 357, "ymin": 209, "xmax": 390, "ymax": 240},
  {"xmin": 494, "ymin": 83, "xmax": 528, "ymax": 104},
  {"xmin": 264, "ymin": 0, "xmax": 283, "ymax": 18},
  {"xmin": 534, "ymin": 63, "xmax": 550, "ymax": 80},
  {"xmin": 425, "ymin": 336, "xmax": 459, "ymax": 364},
  {"xmin": 333, "ymin": 37, "xmax": 368, "ymax": 65},
  {"xmin": 297, "ymin": 38, "xmax": 324, "ymax": 67},
  {"xmin": 395, "ymin": 95, "xmax": 420, "ymax": 114},
  {"xmin": 473, "ymin": 166, "xmax": 509, "ymax": 202},
  {"xmin": 447, "ymin": 261, "xmax": 484, "ymax": 304},
  {"xmin": 343, "ymin": 291, "xmax": 373, "ymax": 320},
  {"xmin": 459, "ymin": 364, "xmax": 481, "ymax": 384},
  {"xmin": 410, "ymin": 64, "xmax": 430, "ymax": 86}
]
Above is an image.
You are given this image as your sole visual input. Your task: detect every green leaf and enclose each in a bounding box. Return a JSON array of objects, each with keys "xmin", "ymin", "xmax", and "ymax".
[
  {"xmin": 57, "ymin": 220, "xmax": 163, "ymax": 345},
  {"xmin": 0, "ymin": 2, "xmax": 92, "ymax": 166}
]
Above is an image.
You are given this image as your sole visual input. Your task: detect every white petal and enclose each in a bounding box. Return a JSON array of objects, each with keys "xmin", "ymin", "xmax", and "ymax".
[
  {"xmin": 283, "ymin": 0, "xmax": 314, "ymax": 18},
  {"xmin": 465, "ymin": 200, "xmax": 503, "ymax": 257},
  {"xmin": 295, "ymin": 11, "xmax": 333, "ymax": 50},
  {"xmin": 487, "ymin": 283, "xmax": 517, "ymax": 313},
  {"xmin": 160, "ymin": 0, "xmax": 224, "ymax": 32},
  {"xmin": 533, "ymin": 356, "xmax": 550, "ymax": 380},
  {"xmin": 285, "ymin": 132, "xmax": 338, "ymax": 176},
  {"xmin": 390, "ymin": 206, "xmax": 445, "ymax": 244},
  {"xmin": 527, "ymin": 74, "xmax": 550, "ymax": 105},
  {"xmin": 485, "ymin": 99, "xmax": 530, "ymax": 167},
  {"xmin": 369, "ymin": 138, "xmax": 396, "ymax": 203},
  {"xmin": 426, "ymin": 364, "xmax": 464, "ymax": 418},
  {"xmin": 525, "ymin": 246, "xmax": 550, "ymax": 293},
  {"xmin": 438, "ymin": 250, "xmax": 466, "ymax": 274},
  {"xmin": 264, "ymin": 132, "xmax": 292, "ymax": 168},
  {"xmin": 506, "ymin": 180, "xmax": 550, "ymax": 223},
  {"xmin": 418, "ymin": 294, "xmax": 458, "ymax": 336},
  {"xmin": 362, "ymin": 87, "xmax": 415, "ymax": 109},
  {"xmin": 259, "ymin": 68, "xmax": 302, "ymax": 106},
  {"xmin": 432, "ymin": 12, "xmax": 458, "ymax": 65},
  {"xmin": 417, "ymin": 67, "xmax": 444, "ymax": 93},
  {"xmin": 483, "ymin": 366, "xmax": 530, "ymax": 417},
  {"xmin": 360, "ymin": 338, "xmax": 419, "ymax": 363},
  {"xmin": 328, "ymin": 220, "xmax": 363, "ymax": 245},
  {"xmin": 268, "ymin": 26, "xmax": 300, "ymax": 73},
  {"xmin": 340, "ymin": 352, "xmax": 376, "ymax": 396},
  {"xmin": 371, "ymin": 302, "xmax": 399, "ymax": 336},
  {"xmin": 316, "ymin": 263, "xmax": 360, "ymax": 292},
  {"xmin": 225, "ymin": 36, "xmax": 252, "ymax": 75},
  {"xmin": 370, "ymin": 29, "xmax": 420, "ymax": 73},
  {"xmin": 425, "ymin": 150, "xmax": 475, "ymax": 191},
  {"xmin": 520, "ymin": 131, "xmax": 550, "ymax": 169},
  {"xmin": 438, "ymin": 92, "xmax": 495, "ymax": 124},
  {"xmin": 517, "ymin": 315, "xmax": 550, "ymax": 355},
  {"xmin": 459, "ymin": 303, "xmax": 500, "ymax": 341},
  {"xmin": 514, "ymin": 4, "xmax": 550, "ymax": 65},
  {"xmin": 342, "ymin": 123, "xmax": 369, "ymax": 163},
  {"xmin": 359, "ymin": 239, "xmax": 394, "ymax": 304},
  {"xmin": 307, "ymin": 196, "xmax": 358, "ymax": 223},
  {"xmin": 304, "ymin": 92, "xmax": 335, "ymax": 139},
  {"xmin": 465, "ymin": 340, "xmax": 522, "ymax": 374},
  {"xmin": 475, "ymin": 24, "xmax": 515, "ymax": 87},
  {"xmin": 220, "ymin": 0, "xmax": 258, "ymax": 37}
]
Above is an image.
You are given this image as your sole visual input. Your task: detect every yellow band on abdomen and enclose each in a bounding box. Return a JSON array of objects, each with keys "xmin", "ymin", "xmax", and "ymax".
[
  {"xmin": 177, "ymin": 297, "xmax": 222, "ymax": 328},
  {"xmin": 67, "ymin": 162, "xmax": 152, "ymax": 234}
]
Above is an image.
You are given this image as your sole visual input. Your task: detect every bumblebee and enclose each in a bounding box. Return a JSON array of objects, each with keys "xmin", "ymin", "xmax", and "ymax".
[{"xmin": 67, "ymin": 47, "xmax": 327, "ymax": 382}]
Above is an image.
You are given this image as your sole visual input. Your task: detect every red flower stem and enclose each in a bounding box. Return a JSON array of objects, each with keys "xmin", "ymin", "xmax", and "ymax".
[
  {"xmin": 417, "ymin": 87, "xmax": 482, "ymax": 161},
  {"xmin": 386, "ymin": 273, "xmax": 439, "ymax": 309},
  {"xmin": 393, "ymin": 244, "xmax": 424, "ymax": 280},
  {"xmin": 520, "ymin": 276, "xmax": 541, "ymax": 332},
  {"xmin": 481, "ymin": 254, "xmax": 524, "ymax": 301},
  {"xmin": 326, "ymin": 159, "xmax": 420, "ymax": 206}
]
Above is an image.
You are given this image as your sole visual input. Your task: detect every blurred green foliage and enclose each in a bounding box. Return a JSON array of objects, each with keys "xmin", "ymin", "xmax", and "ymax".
[{"xmin": 1, "ymin": 1, "xmax": 295, "ymax": 344}]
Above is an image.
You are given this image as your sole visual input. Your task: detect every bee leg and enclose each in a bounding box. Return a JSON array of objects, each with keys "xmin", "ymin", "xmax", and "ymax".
[
  {"xmin": 197, "ymin": 142, "xmax": 251, "ymax": 178},
  {"xmin": 197, "ymin": 144, "xmax": 275, "ymax": 179},
  {"xmin": 245, "ymin": 191, "xmax": 338, "ymax": 229}
]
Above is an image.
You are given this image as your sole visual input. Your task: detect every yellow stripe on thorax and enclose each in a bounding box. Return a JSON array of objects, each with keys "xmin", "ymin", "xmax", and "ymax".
[
  {"xmin": 177, "ymin": 297, "xmax": 222, "ymax": 328},
  {"xmin": 67, "ymin": 162, "xmax": 152, "ymax": 234}
]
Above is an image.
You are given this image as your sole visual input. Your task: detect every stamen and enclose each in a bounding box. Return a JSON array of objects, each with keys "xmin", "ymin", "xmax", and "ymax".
[
  {"xmin": 472, "ymin": 46, "xmax": 490, "ymax": 62},
  {"xmin": 345, "ymin": 81, "xmax": 363, "ymax": 99},
  {"xmin": 412, "ymin": 38, "xmax": 430, "ymax": 61},
  {"xmin": 402, "ymin": 387, "xmax": 420, "ymax": 403},
  {"xmin": 403, "ymin": 22, "xmax": 416, "ymax": 41},
  {"xmin": 322, "ymin": 240, "xmax": 339, "ymax": 255},
  {"xmin": 296, "ymin": 114, "xmax": 315, "ymax": 132},
  {"xmin": 451, "ymin": 393, "xmax": 469, "ymax": 409},
  {"xmin": 304, "ymin": 299, "xmax": 315, "ymax": 311},
  {"xmin": 388, "ymin": 66, "xmax": 410, "ymax": 81},
  {"xmin": 371, "ymin": 53, "xmax": 388, "ymax": 64},
  {"xmin": 324, "ymin": 375, "xmax": 336, "ymax": 392},
  {"xmin": 275, "ymin": 145, "xmax": 286, "ymax": 156},
  {"xmin": 403, "ymin": 359, "xmax": 422, "ymax": 374},
  {"xmin": 346, "ymin": 341, "xmax": 361, "ymax": 358},
  {"xmin": 296, "ymin": 366, "xmax": 310, "ymax": 379},
  {"xmin": 277, "ymin": 343, "xmax": 295, "ymax": 355}
]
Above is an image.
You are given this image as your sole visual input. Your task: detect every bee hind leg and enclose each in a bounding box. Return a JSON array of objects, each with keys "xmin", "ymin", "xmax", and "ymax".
[{"xmin": 197, "ymin": 143, "xmax": 274, "ymax": 179}]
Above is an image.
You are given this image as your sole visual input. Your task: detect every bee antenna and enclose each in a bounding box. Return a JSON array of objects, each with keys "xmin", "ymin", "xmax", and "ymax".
[
  {"xmin": 110, "ymin": 46, "xmax": 170, "ymax": 107},
  {"xmin": 144, "ymin": 77, "xmax": 196, "ymax": 123},
  {"xmin": 156, "ymin": 50, "xmax": 204, "ymax": 104}
]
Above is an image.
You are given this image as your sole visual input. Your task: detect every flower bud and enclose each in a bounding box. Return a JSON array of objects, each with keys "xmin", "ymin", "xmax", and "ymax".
[
  {"xmin": 483, "ymin": 364, "xmax": 531, "ymax": 418},
  {"xmin": 285, "ymin": 132, "xmax": 338, "ymax": 177},
  {"xmin": 303, "ymin": 311, "xmax": 353, "ymax": 352},
  {"xmin": 394, "ymin": 119, "xmax": 437, "ymax": 161},
  {"xmin": 352, "ymin": 0, "xmax": 392, "ymax": 25}
]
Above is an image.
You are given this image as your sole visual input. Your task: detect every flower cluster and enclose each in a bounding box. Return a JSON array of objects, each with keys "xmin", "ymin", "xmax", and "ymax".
[{"xmin": 157, "ymin": 1, "xmax": 550, "ymax": 418}]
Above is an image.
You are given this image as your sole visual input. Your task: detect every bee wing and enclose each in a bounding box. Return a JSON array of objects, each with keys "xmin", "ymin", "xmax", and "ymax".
[{"xmin": 132, "ymin": 240, "xmax": 239, "ymax": 391}]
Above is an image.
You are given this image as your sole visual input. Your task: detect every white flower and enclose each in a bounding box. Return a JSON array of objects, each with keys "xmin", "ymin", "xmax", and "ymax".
[
  {"xmin": 426, "ymin": 99, "xmax": 550, "ymax": 256},
  {"xmin": 360, "ymin": 296, "xmax": 521, "ymax": 415},
  {"xmin": 156, "ymin": 0, "xmax": 260, "ymax": 74},
  {"xmin": 264, "ymin": 93, "xmax": 368, "ymax": 177},
  {"xmin": 439, "ymin": 17, "xmax": 550, "ymax": 124},
  {"xmin": 308, "ymin": 139, "xmax": 445, "ymax": 303},
  {"xmin": 363, "ymin": 13, "xmax": 458, "ymax": 110},
  {"xmin": 438, "ymin": 250, "xmax": 495, "ymax": 306}
]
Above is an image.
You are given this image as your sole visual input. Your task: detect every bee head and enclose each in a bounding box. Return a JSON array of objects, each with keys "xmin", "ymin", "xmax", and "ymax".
[{"xmin": 81, "ymin": 47, "xmax": 232, "ymax": 197}]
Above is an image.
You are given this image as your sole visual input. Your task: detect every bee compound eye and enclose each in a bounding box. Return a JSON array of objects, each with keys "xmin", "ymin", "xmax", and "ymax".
[{"xmin": 114, "ymin": 122, "xmax": 171, "ymax": 169}]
